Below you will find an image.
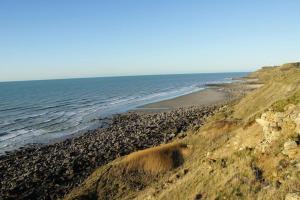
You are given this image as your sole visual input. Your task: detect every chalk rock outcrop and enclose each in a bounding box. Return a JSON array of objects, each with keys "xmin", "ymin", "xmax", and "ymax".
[{"xmin": 256, "ymin": 104, "xmax": 300, "ymax": 153}]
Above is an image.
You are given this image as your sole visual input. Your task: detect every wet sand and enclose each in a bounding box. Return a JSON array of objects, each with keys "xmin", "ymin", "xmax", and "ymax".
[
  {"xmin": 134, "ymin": 88, "xmax": 229, "ymax": 112},
  {"xmin": 134, "ymin": 78, "xmax": 261, "ymax": 113}
]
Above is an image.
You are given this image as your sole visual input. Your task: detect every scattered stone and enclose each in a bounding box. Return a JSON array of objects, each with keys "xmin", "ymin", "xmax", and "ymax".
[
  {"xmin": 177, "ymin": 132, "xmax": 188, "ymax": 139},
  {"xmin": 0, "ymin": 105, "xmax": 218, "ymax": 200}
]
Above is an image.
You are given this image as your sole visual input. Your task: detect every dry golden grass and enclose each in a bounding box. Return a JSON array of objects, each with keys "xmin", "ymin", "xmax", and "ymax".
[
  {"xmin": 234, "ymin": 63, "xmax": 300, "ymax": 121},
  {"xmin": 64, "ymin": 142, "xmax": 192, "ymax": 200},
  {"xmin": 121, "ymin": 142, "xmax": 191, "ymax": 174},
  {"xmin": 65, "ymin": 62, "xmax": 300, "ymax": 200}
]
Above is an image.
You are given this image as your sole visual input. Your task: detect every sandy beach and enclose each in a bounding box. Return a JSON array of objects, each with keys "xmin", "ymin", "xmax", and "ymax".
[
  {"xmin": 134, "ymin": 79, "xmax": 259, "ymax": 113},
  {"xmin": 135, "ymin": 88, "xmax": 229, "ymax": 112}
]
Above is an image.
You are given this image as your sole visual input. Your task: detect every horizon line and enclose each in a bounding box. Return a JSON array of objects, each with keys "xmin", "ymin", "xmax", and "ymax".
[{"xmin": 0, "ymin": 71, "xmax": 250, "ymax": 83}]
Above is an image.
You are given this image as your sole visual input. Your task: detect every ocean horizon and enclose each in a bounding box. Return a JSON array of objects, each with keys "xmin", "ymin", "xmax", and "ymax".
[{"xmin": 0, "ymin": 72, "xmax": 247, "ymax": 153}]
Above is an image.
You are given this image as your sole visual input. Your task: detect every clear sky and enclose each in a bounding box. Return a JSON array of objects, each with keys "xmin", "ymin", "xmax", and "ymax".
[{"xmin": 1, "ymin": 0, "xmax": 300, "ymax": 81}]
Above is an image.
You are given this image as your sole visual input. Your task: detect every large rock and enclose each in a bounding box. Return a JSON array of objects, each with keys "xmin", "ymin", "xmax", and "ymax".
[
  {"xmin": 256, "ymin": 111, "xmax": 284, "ymax": 152},
  {"xmin": 256, "ymin": 104, "xmax": 300, "ymax": 153},
  {"xmin": 256, "ymin": 111, "xmax": 284, "ymax": 143}
]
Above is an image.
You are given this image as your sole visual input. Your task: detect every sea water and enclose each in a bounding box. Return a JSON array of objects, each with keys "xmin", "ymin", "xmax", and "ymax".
[{"xmin": 0, "ymin": 72, "xmax": 247, "ymax": 153}]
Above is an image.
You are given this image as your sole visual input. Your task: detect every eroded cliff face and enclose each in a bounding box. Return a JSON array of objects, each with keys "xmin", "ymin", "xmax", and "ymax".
[
  {"xmin": 255, "ymin": 105, "xmax": 300, "ymax": 195},
  {"xmin": 256, "ymin": 104, "xmax": 300, "ymax": 157}
]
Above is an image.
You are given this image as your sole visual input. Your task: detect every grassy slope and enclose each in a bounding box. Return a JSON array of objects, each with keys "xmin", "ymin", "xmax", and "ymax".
[
  {"xmin": 65, "ymin": 62, "xmax": 300, "ymax": 200},
  {"xmin": 234, "ymin": 62, "xmax": 300, "ymax": 121}
]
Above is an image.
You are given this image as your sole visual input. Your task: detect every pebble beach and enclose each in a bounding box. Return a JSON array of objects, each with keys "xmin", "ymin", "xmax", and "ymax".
[{"xmin": 0, "ymin": 81, "xmax": 251, "ymax": 200}]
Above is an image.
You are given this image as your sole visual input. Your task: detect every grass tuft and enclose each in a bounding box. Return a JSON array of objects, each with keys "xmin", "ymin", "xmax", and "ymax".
[{"xmin": 121, "ymin": 142, "xmax": 191, "ymax": 174}]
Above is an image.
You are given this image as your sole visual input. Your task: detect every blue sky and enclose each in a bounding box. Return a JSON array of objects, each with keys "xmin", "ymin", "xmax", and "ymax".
[{"xmin": 1, "ymin": 0, "xmax": 300, "ymax": 81}]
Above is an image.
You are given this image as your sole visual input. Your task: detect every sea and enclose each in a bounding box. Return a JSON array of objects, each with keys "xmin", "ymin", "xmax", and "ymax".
[{"xmin": 0, "ymin": 72, "xmax": 247, "ymax": 154}]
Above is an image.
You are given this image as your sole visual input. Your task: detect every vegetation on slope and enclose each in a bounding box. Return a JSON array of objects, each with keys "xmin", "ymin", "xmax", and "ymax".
[
  {"xmin": 65, "ymin": 62, "xmax": 300, "ymax": 200},
  {"xmin": 233, "ymin": 62, "xmax": 300, "ymax": 122}
]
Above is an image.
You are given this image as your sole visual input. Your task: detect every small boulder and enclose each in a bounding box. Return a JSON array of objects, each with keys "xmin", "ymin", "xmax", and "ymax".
[{"xmin": 282, "ymin": 139, "xmax": 299, "ymax": 159}]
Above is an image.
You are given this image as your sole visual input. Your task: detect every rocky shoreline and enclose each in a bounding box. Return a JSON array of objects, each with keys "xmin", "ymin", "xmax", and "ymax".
[{"xmin": 0, "ymin": 105, "xmax": 220, "ymax": 200}]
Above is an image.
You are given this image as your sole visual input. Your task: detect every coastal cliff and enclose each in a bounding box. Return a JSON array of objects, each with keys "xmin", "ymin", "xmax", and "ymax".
[{"xmin": 65, "ymin": 63, "xmax": 300, "ymax": 200}]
